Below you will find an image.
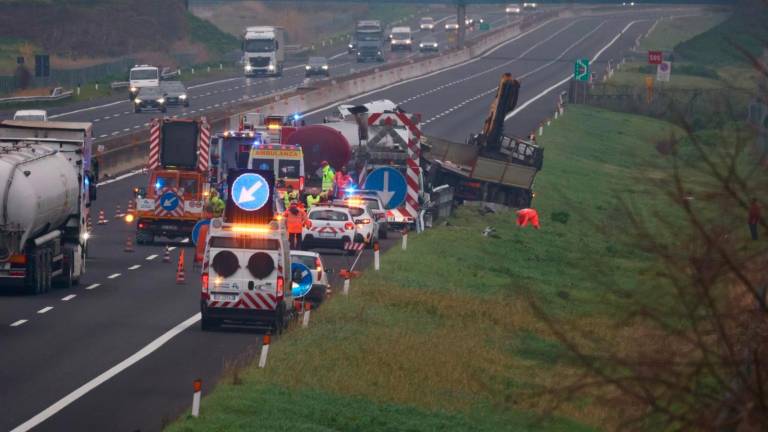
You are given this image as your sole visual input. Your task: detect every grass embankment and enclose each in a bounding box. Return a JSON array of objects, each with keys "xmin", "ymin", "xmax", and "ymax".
[{"xmin": 167, "ymin": 106, "xmax": 700, "ymax": 432}]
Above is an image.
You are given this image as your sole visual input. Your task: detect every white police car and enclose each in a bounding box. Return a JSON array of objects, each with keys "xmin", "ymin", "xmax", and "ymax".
[
  {"xmin": 302, "ymin": 205, "xmax": 359, "ymax": 250},
  {"xmin": 332, "ymin": 199, "xmax": 379, "ymax": 246}
]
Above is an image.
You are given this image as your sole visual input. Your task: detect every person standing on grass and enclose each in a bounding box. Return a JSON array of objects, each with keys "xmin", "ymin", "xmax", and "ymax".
[{"xmin": 748, "ymin": 198, "xmax": 761, "ymax": 240}]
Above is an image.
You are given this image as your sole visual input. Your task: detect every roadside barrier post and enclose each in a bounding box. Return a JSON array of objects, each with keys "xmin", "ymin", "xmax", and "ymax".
[
  {"xmin": 191, "ymin": 379, "xmax": 202, "ymax": 417},
  {"xmin": 258, "ymin": 333, "xmax": 271, "ymax": 368},
  {"xmin": 176, "ymin": 250, "xmax": 186, "ymax": 284},
  {"xmin": 538, "ymin": 123, "xmax": 544, "ymax": 136},
  {"xmin": 373, "ymin": 242, "xmax": 380, "ymax": 271},
  {"xmin": 401, "ymin": 228, "xmax": 408, "ymax": 251},
  {"xmin": 123, "ymin": 234, "xmax": 134, "ymax": 253},
  {"xmin": 343, "ymin": 276, "xmax": 350, "ymax": 295},
  {"xmin": 163, "ymin": 245, "xmax": 171, "ymax": 263},
  {"xmin": 302, "ymin": 303, "xmax": 311, "ymax": 328},
  {"xmin": 554, "ymin": 108, "xmax": 559, "ymax": 120}
]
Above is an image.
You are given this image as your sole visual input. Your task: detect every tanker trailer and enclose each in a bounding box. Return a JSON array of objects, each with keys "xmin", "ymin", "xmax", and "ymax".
[{"xmin": 0, "ymin": 120, "xmax": 95, "ymax": 294}]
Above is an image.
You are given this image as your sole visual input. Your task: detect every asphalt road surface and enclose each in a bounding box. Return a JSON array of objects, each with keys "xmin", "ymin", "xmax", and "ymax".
[{"xmin": 0, "ymin": 6, "xmax": 686, "ymax": 432}]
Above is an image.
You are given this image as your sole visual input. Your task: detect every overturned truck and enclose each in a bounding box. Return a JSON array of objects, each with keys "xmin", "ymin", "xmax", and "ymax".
[{"xmin": 423, "ymin": 73, "xmax": 543, "ymax": 208}]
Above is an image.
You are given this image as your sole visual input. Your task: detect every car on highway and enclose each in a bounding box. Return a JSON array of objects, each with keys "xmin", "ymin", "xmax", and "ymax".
[
  {"xmin": 523, "ymin": 2, "xmax": 538, "ymax": 9},
  {"xmin": 345, "ymin": 193, "xmax": 389, "ymax": 238},
  {"xmin": 160, "ymin": 80, "xmax": 189, "ymax": 107},
  {"xmin": 290, "ymin": 250, "xmax": 329, "ymax": 303},
  {"xmin": 331, "ymin": 199, "xmax": 379, "ymax": 246},
  {"xmin": 347, "ymin": 35, "xmax": 356, "ymax": 54},
  {"xmin": 389, "ymin": 26, "xmax": 413, "ymax": 51},
  {"xmin": 419, "ymin": 16, "xmax": 435, "ymax": 31},
  {"xmin": 305, "ymin": 56, "xmax": 330, "ymax": 77},
  {"xmin": 444, "ymin": 19, "xmax": 459, "ymax": 31},
  {"xmin": 506, "ymin": 4, "xmax": 522, "ymax": 14},
  {"xmin": 12, "ymin": 109, "xmax": 47, "ymax": 121},
  {"xmin": 419, "ymin": 35, "xmax": 439, "ymax": 53},
  {"xmin": 302, "ymin": 204, "xmax": 360, "ymax": 250},
  {"xmin": 201, "ymin": 219, "xmax": 293, "ymax": 332},
  {"xmin": 133, "ymin": 86, "xmax": 167, "ymax": 113},
  {"xmin": 465, "ymin": 14, "xmax": 485, "ymax": 28}
]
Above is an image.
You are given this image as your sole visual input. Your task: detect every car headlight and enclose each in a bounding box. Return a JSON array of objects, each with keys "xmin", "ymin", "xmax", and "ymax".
[
  {"xmin": 179, "ymin": 94, "xmax": 187, "ymax": 100},
  {"xmin": 419, "ymin": 43, "xmax": 424, "ymax": 48},
  {"xmin": 157, "ymin": 98, "xmax": 165, "ymax": 104},
  {"xmin": 245, "ymin": 65, "xmax": 252, "ymax": 71},
  {"xmin": 268, "ymin": 64, "xmax": 275, "ymax": 70},
  {"xmin": 348, "ymin": 44, "xmax": 353, "ymax": 48},
  {"xmin": 130, "ymin": 86, "xmax": 137, "ymax": 92},
  {"xmin": 322, "ymin": 65, "xmax": 328, "ymax": 70},
  {"xmin": 377, "ymin": 51, "xmax": 382, "ymax": 55},
  {"xmin": 405, "ymin": 39, "xmax": 412, "ymax": 44},
  {"xmin": 305, "ymin": 65, "xmax": 311, "ymax": 70}
]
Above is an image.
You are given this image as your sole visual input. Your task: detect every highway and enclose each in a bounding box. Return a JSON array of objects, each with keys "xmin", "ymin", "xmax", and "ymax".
[{"xmin": 0, "ymin": 6, "xmax": 677, "ymax": 432}]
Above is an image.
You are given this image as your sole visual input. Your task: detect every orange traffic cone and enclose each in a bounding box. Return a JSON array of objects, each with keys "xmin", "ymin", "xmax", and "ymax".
[
  {"xmin": 176, "ymin": 249, "xmax": 186, "ymax": 284},
  {"xmin": 124, "ymin": 234, "xmax": 134, "ymax": 252},
  {"xmin": 127, "ymin": 199, "xmax": 135, "ymax": 216},
  {"xmin": 114, "ymin": 204, "xmax": 124, "ymax": 220},
  {"xmin": 163, "ymin": 246, "xmax": 171, "ymax": 263},
  {"xmin": 97, "ymin": 210, "xmax": 107, "ymax": 225}
]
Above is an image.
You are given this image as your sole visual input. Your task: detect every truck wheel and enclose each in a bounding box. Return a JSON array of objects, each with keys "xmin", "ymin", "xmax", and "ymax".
[{"xmin": 57, "ymin": 252, "xmax": 74, "ymax": 289}]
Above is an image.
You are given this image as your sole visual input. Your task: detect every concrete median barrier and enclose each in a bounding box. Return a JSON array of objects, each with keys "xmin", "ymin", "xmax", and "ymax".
[{"xmin": 94, "ymin": 6, "xmax": 628, "ymax": 179}]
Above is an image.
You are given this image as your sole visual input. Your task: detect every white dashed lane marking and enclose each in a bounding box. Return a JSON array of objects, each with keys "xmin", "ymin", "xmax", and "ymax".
[
  {"xmin": 146, "ymin": 254, "xmax": 158, "ymax": 261},
  {"xmin": 37, "ymin": 307, "xmax": 53, "ymax": 314},
  {"xmin": 85, "ymin": 283, "xmax": 100, "ymax": 290},
  {"xmin": 128, "ymin": 265, "xmax": 141, "ymax": 270},
  {"xmin": 61, "ymin": 295, "xmax": 76, "ymax": 302},
  {"xmin": 107, "ymin": 273, "xmax": 121, "ymax": 279},
  {"xmin": 10, "ymin": 319, "xmax": 28, "ymax": 327}
]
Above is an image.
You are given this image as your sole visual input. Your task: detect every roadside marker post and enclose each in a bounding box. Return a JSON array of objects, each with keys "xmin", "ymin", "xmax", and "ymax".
[
  {"xmin": 302, "ymin": 303, "xmax": 311, "ymax": 328},
  {"xmin": 538, "ymin": 123, "xmax": 544, "ymax": 136},
  {"xmin": 258, "ymin": 333, "xmax": 271, "ymax": 368},
  {"xmin": 373, "ymin": 242, "xmax": 380, "ymax": 271},
  {"xmin": 163, "ymin": 245, "xmax": 171, "ymax": 263},
  {"xmin": 176, "ymin": 250, "xmax": 186, "ymax": 284},
  {"xmin": 97, "ymin": 209, "xmax": 107, "ymax": 225},
  {"xmin": 191, "ymin": 379, "xmax": 202, "ymax": 417},
  {"xmin": 401, "ymin": 228, "xmax": 408, "ymax": 251},
  {"xmin": 123, "ymin": 235, "xmax": 134, "ymax": 253}
]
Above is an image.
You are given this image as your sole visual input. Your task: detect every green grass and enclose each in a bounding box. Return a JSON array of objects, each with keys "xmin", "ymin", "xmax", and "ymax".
[
  {"xmin": 186, "ymin": 12, "xmax": 239, "ymax": 58},
  {"xmin": 166, "ymin": 106, "xmax": 703, "ymax": 432},
  {"xmin": 640, "ymin": 13, "xmax": 728, "ymax": 53}
]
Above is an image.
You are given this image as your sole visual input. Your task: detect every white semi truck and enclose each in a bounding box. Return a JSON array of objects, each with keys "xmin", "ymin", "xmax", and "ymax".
[
  {"xmin": 242, "ymin": 26, "xmax": 285, "ymax": 77},
  {"xmin": 0, "ymin": 120, "xmax": 97, "ymax": 294}
]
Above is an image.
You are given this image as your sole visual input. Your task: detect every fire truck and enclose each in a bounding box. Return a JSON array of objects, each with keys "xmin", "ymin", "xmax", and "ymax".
[{"xmin": 134, "ymin": 118, "xmax": 212, "ymax": 243}]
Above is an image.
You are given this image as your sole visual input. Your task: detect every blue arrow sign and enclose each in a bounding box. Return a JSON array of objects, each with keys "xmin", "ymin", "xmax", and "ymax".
[
  {"xmin": 363, "ymin": 167, "xmax": 407, "ymax": 209},
  {"xmin": 231, "ymin": 172, "xmax": 270, "ymax": 212},
  {"xmin": 160, "ymin": 191, "xmax": 180, "ymax": 212},
  {"xmin": 191, "ymin": 219, "xmax": 210, "ymax": 246},
  {"xmin": 290, "ymin": 262, "xmax": 313, "ymax": 298}
]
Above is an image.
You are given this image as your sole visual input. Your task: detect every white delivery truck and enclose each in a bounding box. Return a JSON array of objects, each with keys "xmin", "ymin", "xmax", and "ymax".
[
  {"xmin": 0, "ymin": 120, "xmax": 97, "ymax": 294},
  {"xmin": 128, "ymin": 64, "xmax": 160, "ymax": 100},
  {"xmin": 242, "ymin": 26, "xmax": 285, "ymax": 77}
]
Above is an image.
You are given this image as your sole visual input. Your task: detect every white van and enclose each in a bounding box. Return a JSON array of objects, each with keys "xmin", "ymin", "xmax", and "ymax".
[
  {"xmin": 390, "ymin": 26, "xmax": 413, "ymax": 51},
  {"xmin": 201, "ymin": 218, "xmax": 293, "ymax": 331}
]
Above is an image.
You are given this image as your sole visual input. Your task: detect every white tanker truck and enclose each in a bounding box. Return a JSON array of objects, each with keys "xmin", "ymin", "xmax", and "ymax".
[{"xmin": 0, "ymin": 120, "xmax": 97, "ymax": 294}]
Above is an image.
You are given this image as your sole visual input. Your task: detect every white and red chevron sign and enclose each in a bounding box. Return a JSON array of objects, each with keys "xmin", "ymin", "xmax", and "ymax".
[
  {"xmin": 197, "ymin": 117, "xmax": 210, "ymax": 173},
  {"xmin": 147, "ymin": 117, "xmax": 210, "ymax": 173},
  {"xmin": 208, "ymin": 291, "xmax": 277, "ymax": 310},
  {"xmin": 367, "ymin": 112, "xmax": 421, "ymax": 220},
  {"xmin": 148, "ymin": 119, "xmax": 161, "ymax": 170}
]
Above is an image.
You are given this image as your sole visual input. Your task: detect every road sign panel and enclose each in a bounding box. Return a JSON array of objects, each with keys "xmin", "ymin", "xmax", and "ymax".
[
  {"xmin": 290, "ymin": 262, "xmax": 313, "ymax": 298},
  {"xmin": 363, "ymin": 167, "xmax": 407, "ymax": 209},
  {"xmin": 648, "ymin": 50, "xmax": 662, "ymax": 65},
  {"xmin": 573, "ymin": 58, "xmax": 589, "ymax": 82},
  {"xmin": 479, "ymin": 22, "xmax": 490, "ymax": 31},
  {"xmin": 656, "ymin": 61, "xmax": 671, "ymax": 82},
  {"xmin": 160, "ymin": 191, "xmax": 180, "ymax": 212},
  {"xmin": 231, "ymin": 173, "xmax": 270, "ymax": 212},
  {"xmin": 191, "ymin": 219, "xmax": 210, "ymax": 246}
]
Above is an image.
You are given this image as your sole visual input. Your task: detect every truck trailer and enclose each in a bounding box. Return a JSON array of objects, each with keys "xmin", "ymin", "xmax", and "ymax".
[{"xmin": 0, "ymin": 120, "xmax": 97, "ymax": 294}]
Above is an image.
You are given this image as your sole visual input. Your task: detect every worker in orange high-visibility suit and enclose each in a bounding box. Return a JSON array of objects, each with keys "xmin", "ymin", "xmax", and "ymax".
[
  {"xmin": 516, "ymin": 208, "xmax": 540, "ymax": 229},
  {"xmin": 283, "ymin": 202, "xmax": 307, "ymax": 249}
]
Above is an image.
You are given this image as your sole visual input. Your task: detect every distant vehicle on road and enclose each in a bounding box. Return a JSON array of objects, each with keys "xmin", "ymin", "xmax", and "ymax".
[
  {"xmin": 343, "ymin": 193, "xmax": 389, "ymax": 238},
  {"xmin": 444, "ymin": 19, "xmax": 459, "ymax": 31},
  {"xmin": 12, "ymin": 109, "xmax": 47, "ymax": 121},
  {"xmin": 506, "ymin": 4, "xmax": 522, "ymax": 14},
  {"xmin": 305, "ymin": 56, "xmax": 330, "ymax": 77},
  {"xmin": 289, "ymin": 250, "xmax": 329, "ymax": 303},
  {"xmin": 129, "ymin": 64, "xmax": 159, "ymax": 100},
  {"xmin": 159, "ymin": 80, "xmax": 189, "ymax": 107},
  {"xmin": 347, "ymin": 35, "xmax": 356, "ymax": 54},
  {"xmin": 389, "ymin": 26, "xmax": 413, "ymax": 51},
  {"xmin": 419, "ymin": 17, "xmax": 435, "ymax": 31},
  {"xmin": 243, "ymin": 26, "xmax": 285, "ymax": 77},
  {"xmin": 133, "ymin": 86, "xmax": 167, "ymax": 113},
  {"xmin": 419, "ymin": 35, "xmax": 439, "ymax": 52},
  {"xmin": 465, "ymin": 14, "xmax": 484, "ymax": 27},
  {"xmin": 331, "ymin": 199, "xmax": 379, "ymax": 246},
  {"xmin": 523, "ymin": 2, "xmax": 538, "ymax": 9},
  {"xmin": 355, "ymin": 20, "xmax": 385, "ymax": 62}
]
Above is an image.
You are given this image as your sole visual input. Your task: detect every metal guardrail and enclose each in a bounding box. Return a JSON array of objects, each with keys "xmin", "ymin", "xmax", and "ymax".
[
  {"xmin": 111, "ymin": 81, "xmax": 129, "ymax": 89},
  {"xmin": 0, "ymin": 87, "xmax": 73, "ymax": 104}
]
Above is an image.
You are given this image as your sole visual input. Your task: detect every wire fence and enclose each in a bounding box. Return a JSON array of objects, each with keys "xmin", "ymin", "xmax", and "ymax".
[{"xmin": 0, "ymin": 57, "xmax": 137, "ymax": 95}]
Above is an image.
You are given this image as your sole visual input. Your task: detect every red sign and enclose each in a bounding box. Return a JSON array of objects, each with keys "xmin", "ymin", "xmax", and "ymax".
[{"xmin": 648, "ymin": 51, "xmax": 663, "ymax": 65}]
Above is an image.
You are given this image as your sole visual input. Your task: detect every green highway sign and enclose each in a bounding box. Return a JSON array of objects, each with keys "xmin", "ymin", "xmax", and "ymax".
[
  {"xmin": 479, "ymin": 22, "xmax": 490, "ymax": 31},
  {"xmin": 574, "ymin": 58, "xmax": 590, "ymax": 82}
]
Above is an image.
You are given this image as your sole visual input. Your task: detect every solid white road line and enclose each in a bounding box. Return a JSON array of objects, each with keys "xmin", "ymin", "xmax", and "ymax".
[
  {"xmin": 85, "ymin": 283, "xmax": 100, "ymax": 290},
  {"xmin": 146, "ymin": 254, "xmax": 158, "ymax": 261},
  {"xmin": 107, "ymin": 273, "xmax": 121, "ymax": 279},
  {"xmin": 48, "ymin": 100, "xmax": 126, "ymax": 119},
  {"xmin": 10, "ymin": 319, "xmax": 28, "ymax": 327},
  {"xmin": 128, "ymin": 265, "xmax": 141, "ymax": 270},
  {"xmin": 10, "ymin": 313, "xmax": 202, "ymax": 432},
  {"xmin": 506, "ymin": 20, "xmax": 644, "ymax": 120},
  {"xmin": 61, "ymin": 295, "xmax": 76, "ymax": 302},
  {"xmin": 37, "ymin": 307, "xmax": 53, "ymax": 314}
]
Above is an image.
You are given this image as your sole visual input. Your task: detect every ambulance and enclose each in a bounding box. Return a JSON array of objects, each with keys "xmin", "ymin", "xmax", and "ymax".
[{"xmin": 247, "ymin": 143, "xmax": 305, "ymax": 203}]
